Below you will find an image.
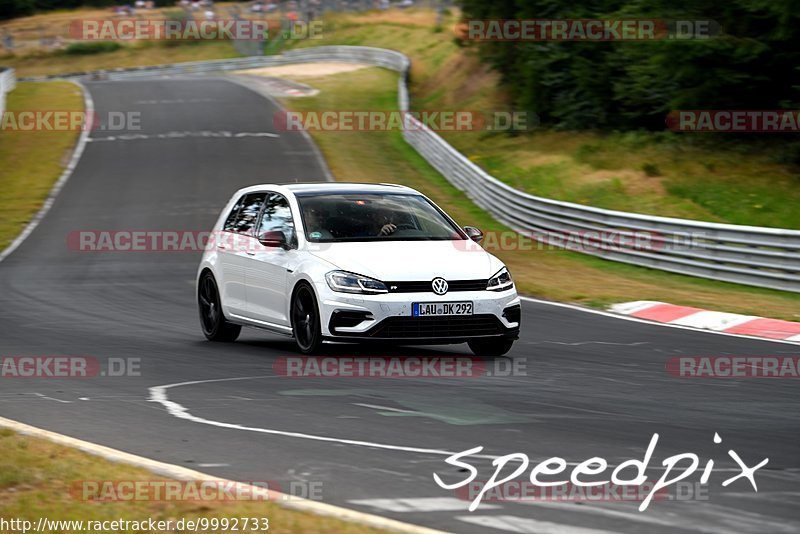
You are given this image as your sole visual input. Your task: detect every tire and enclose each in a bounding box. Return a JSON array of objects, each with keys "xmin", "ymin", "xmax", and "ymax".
[
  {"xmin": 468, "ymin": 337, "xmax": 515, "ymax": 357},
  {"xmin": 291, "ymin": 283, "xmax": 322, "ymax": 354},
  {"xmin": 198, "ymin": 271, "xmax": 241, "ymax": 342}
]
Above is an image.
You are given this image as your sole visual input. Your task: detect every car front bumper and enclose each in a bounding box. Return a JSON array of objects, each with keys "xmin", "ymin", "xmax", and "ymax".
[{"xmin": 313, "ymin": 281, "xmax": 521, "ymax": 343}]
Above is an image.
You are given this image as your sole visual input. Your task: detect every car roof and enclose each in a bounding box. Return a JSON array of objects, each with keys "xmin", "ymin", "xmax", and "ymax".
[{"xmin": 232, "ymin": 182, "xmax": 420, "ymax": 198}]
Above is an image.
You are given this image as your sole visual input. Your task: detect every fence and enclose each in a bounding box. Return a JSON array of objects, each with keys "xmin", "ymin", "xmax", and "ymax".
[
  {"xmin": 22, "ymin": 46, "xmax": 800, "ymax": 293},
  {"xmin": 19, "ymin": 46, "xmax": 406, "ymax": 82},
  {"xmin": 0, "ymin": 68, "xmax": 16, "ymax": 118}
]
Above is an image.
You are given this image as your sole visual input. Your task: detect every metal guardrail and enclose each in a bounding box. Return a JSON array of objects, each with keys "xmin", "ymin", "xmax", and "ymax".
[
  {"xmin": 0, "ymin": 67, "xmax": 16, "ymax": 117},
  {"xmin": 19, "ymin": 47, "xmax": 408, "ymax": 82},
  {"xmin": 22, "ymin": 46, "xmax": 800, "ymax": 292},
  {"xmin": 325, "ymin": 48, "xmax": 800, "ymax": 293}
]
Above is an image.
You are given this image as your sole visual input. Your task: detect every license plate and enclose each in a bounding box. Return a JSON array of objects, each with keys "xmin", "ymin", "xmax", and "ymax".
[{"xmin": 412, "ymin": 302, "xmax": 473, "ymax": 317}]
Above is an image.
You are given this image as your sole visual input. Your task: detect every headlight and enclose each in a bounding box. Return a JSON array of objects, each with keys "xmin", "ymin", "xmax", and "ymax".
[
  {"xmin": 487, "ymin": 267, "xmax": 514, "ymax": 291},
  {"xmin": 325, "ymin": 271, "xmax": 388, "ymax": 294}
]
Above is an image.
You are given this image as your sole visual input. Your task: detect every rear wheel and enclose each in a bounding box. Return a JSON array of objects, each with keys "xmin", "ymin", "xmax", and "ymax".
[
  {"xmin": 468, "ymin": 337, "xmax": 514, "ymax": 357},
  {"xmin": 291, "ymin": 283, "xmax": 322, "ymax": 354},
  {"xmin": 198, "ymin": 271, "xmax": 241, "ymax": 342}
]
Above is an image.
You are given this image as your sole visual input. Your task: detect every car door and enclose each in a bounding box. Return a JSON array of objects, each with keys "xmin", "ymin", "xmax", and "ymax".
[
  {"xmin": 245, "ymin": 193, "xmax": 296, "ymax": 326},
  {"xmin": 217, "ymin": 192, "xmax": 267, "ymax": 316}
]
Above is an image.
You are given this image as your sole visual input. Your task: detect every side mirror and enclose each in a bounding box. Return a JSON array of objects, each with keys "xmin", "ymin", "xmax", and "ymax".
[
  {"xmin": 258, "ymin": 230, "xmax": 288, "ymax": 249},
  {"xmin": 463, "ymin": 226, "xmax": 483, "ymax": 243}
]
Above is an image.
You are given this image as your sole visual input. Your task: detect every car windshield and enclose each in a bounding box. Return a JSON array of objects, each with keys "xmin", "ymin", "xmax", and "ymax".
[{"xmin": 297, "ymin": 193, "xmax": 465, "ymax": 242}]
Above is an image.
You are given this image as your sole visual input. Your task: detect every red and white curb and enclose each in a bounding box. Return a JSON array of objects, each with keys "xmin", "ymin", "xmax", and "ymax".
[{"xmin": 610, "ymin": 301, "xmax": 800, "ymax": 343}]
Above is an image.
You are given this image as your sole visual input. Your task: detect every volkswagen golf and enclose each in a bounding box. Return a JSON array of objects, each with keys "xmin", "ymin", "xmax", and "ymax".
[{"xmin": 196, "ymin": 183, "xmax": 521, "ymax": 355}]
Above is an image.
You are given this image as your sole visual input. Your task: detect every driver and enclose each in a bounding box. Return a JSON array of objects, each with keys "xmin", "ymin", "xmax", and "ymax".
[{"xmin": 371, "ymin": 206, "xmax": 397, "ymax": 236}]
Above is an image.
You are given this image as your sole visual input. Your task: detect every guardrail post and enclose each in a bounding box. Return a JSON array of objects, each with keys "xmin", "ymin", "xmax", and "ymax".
[{"xmin": 0, "ymin": 67, "xmax": 16, "ymax": 118}]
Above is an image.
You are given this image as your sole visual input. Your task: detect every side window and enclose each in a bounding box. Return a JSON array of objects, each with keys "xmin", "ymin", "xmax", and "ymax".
[
  {"xmin": 226, "ymin": 192, "xmax": 268, "ymax": 235},
  {"xmin": 257, "ymin": 194, "xmax": 295, "ymax": 244},
  {"xmin": 223, "ymin": 194, "xmax": 246, "ymax": 232}
]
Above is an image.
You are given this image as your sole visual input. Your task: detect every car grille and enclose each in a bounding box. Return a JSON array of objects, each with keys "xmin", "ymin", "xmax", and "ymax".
[
  {"xmin": 366, "ymin": 314, "xmax": 507, "ymax": 338},
  {"xmin": 385, "ymin": 279, "xmax": 488, "ymax": 293}
]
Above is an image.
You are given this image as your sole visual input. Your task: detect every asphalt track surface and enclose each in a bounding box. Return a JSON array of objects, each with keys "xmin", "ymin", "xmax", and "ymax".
[{"xmin": 1, "ymin": 77, "xmax": 799, "ymax": 533}]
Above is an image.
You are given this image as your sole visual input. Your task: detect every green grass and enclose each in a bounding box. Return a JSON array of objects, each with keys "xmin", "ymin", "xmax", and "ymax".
[
  {"xmin": 62, "ymin": 41, "xmax": 123, "ymax": 56},
  {"xmin": 1, "ymin": 40, "xmax": 241, "ymax": 78},
  {"xmin": 288, "ymin": 9, "xmax": 800, "ymax": 230},
  {"xmin": 278, "ymin": 67, "xmax": 800, "ymax": 320},
  {"xmin": 0, "ymin": 4, "xmax": 260, "ymax": 77},
  {"xmin": 0, "ymin": 430, "xmax": 387, "ymax": 534},
  {"xmin": 0, "ymin": 81, "xmax": 83, "ymax": 251}
]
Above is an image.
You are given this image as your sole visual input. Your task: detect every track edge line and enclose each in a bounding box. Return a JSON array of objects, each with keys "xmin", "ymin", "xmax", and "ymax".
[
  {"xmin": 0, "ymin": 415, "xmax": 448, "ymax": 534},
  {"xmin": 519, "ymin": 296, "xmax": 800, "ymax": 347},
  {"xmin": 0, "ymin": 80, "xmax": 93, "ymax": 264},
  {"xmin": 222, "ymin": 74, "xmax": 335, "ymax": 183}
]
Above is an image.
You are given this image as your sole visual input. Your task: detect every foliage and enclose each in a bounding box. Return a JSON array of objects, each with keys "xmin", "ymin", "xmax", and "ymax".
[
  {"xmin": 457, "ymin": 0, "xmax": 800, "ymax": 131},
  {"xmin": 62, "ymin": 40, "xmax": 121, "ymax": 55}
]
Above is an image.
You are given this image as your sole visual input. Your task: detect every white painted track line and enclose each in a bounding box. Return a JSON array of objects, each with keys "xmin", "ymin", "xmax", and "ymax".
[
  {"xmin": 457, "ymin": 515, "xmax": 619, "ymax": 533},
  {"xmin": 0, "ymin": 416, "xmax": 446, "ymax": 534},
  {"xmin": 521, "ymin": 297, "xmax": 800, "ymax": 347}
]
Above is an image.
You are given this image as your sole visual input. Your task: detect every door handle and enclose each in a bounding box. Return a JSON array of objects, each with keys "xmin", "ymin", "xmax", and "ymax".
[{"xmin": 245, "ymin": 251, "xmax": 255, "ymax": 256}]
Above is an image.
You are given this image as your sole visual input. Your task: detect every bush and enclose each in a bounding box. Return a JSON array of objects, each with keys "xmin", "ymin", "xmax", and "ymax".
[
  {"xmin": 642, "ymin": 163, "xmax": 662, "ymax": 177},
  {"xmin": 458, "ymin": 0, "xmax": 800, "ymax": 131},
  {"xmin": 62, "ymin": 41, "xmax": 122, "ymax": 55},
  {"xmin": 0, "ymin": 0, "xmax": 34, "ymax": 21}
]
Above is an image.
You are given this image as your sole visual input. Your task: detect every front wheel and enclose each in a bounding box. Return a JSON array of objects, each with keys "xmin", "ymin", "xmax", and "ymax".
[
  {"xmin": 198, "ymin": 271, "xmax": 241, "ymax": 342},
  {"xmin": 468, "ymin": 337, "xmax": 515, "ymax": 357},
  {"xmin": 291, "ymin": 283, "xmax": 322, "ymax": 354}
]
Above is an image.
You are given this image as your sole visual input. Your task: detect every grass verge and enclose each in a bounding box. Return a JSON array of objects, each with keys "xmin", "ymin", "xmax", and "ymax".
[
  {"xmin": 2, "ymin": 41, "xmax": 241, "ymax": 79},
  {"xmin": 0, "ymin": 3, "xmax": 261, "ymax": 77},
  {"xmin": 289, "ymin": 8, "xmax": 800, "ymax": 229},
  {"xmin": 0, "ymin": 429, "xmax": 387, "ymax": 533},
  {"xmin": 0, "ymin": 81, "xmax": 83, "ymax": 251},
  {"xmin": 278, "ymin": 67, "xmax": 800, "ymax": 320}
]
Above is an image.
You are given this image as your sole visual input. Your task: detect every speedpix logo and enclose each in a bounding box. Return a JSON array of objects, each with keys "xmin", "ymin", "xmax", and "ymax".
[{"xmin": 274, "ymin": 356, "xmax": 526, "ymax": 378}]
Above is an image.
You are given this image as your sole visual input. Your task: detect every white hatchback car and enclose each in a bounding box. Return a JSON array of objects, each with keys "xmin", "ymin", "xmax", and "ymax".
[{"xmin": 196, "ymin": 183, "xmax": 521, "ymax": 355}]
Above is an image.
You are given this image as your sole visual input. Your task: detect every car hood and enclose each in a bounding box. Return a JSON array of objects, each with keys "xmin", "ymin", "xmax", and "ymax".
[{"xmin": 308, "ymin": 239, "xmax": 502, "ymax": 281}]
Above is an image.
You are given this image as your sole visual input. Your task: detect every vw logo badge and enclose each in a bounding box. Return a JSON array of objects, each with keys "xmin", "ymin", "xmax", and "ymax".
[{"xmin": 431, "ymin": 277, "xmax": 448, "ymax": 295}]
